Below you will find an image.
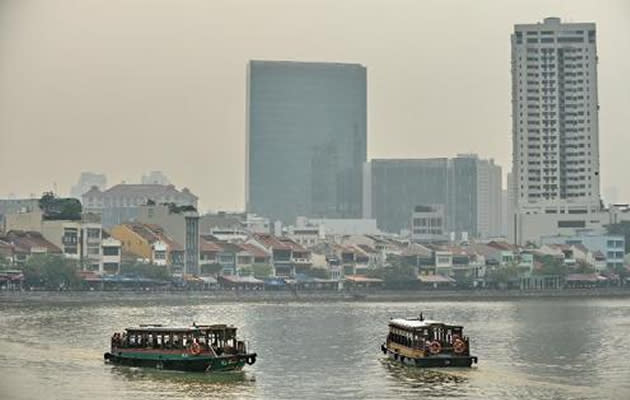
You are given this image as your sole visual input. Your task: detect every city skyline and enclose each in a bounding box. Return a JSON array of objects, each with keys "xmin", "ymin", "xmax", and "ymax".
[{"xmin": 0, "ymin": 1, "xmax": 629, "ymax": 211}]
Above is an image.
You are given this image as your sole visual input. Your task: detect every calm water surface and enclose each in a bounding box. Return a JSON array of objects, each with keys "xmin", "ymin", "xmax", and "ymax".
[{"xmin": 1, "ymin": 295, "xmax": 629, "ymax": 400}]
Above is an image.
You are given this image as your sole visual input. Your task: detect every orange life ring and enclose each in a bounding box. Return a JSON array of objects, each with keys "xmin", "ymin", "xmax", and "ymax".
[
  {"xmin": 453, "ymin": 338, "xmax": 466, "ymax": 354},
  {"xmin": 189, "ymin": 342, "xmax": 201, "ymax": 356},
  {"xmin": 429, "ymin": 341, "xmax": 441, "ymax": 354}
]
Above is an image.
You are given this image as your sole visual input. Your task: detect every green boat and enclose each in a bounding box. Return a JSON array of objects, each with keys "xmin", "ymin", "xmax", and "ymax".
[{"xmin": 104, "ymin": 323, "xmax": 257, "ymax": 372}]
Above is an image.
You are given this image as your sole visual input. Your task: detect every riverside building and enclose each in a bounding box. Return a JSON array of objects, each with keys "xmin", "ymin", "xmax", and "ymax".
[{"xmin": 510, "ymin": 17, "xmax": 603, "ymax": 244}]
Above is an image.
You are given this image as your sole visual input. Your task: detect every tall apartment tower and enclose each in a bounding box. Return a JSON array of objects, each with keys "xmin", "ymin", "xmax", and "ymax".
[
  {"xmin": 246, "ymin": 60, "xmax": 367, "ymax": 223},
  {"xmin": 511, "ymin": 17, "xmax": 600, "ymax": 213}
]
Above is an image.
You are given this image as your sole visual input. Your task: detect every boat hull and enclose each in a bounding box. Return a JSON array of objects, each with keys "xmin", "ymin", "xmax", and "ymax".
[
  {"xmin": 382, "ymin": 344, "xmax": 477, "ymax": 368},
  {"xmin": 104, "ymin": 351, "xmax": 256, "ymax": 372}
]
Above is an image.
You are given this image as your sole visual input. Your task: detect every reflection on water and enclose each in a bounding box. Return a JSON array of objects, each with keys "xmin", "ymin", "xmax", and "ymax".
[
  {"xmin": 381, "ymin": 358, "xmax": 470, "ymax": 397},
  {"xmin": 109, "ymin": 366, "xmax": 256, "ymax": 399},
  {"xmin": 1, "ymin": 295, "xmax": 630, "ymax": 400}
]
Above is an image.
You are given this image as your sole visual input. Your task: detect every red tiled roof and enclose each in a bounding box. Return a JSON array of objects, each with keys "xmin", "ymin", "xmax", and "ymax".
[
  {"xmin": 199, "ymin": 235, "xmax": 222, "ymax": 252},
  {"xmin": 253, "ymin": 233, "xmax": 292, "ymax": 250},
  {"xmin": 123, "ymin": 223, "xmax": 183, "ymax": 251},
  {"xmin": 2, "ymin": 231, "xmax": 62, "ymax": 254},
  {"xmin": 487, "ymin": 240, "xmax": 518, "ymax": 251},
  {"xmin": 238, "ymin": 243, "xmax": 270, "ymax": 258}
]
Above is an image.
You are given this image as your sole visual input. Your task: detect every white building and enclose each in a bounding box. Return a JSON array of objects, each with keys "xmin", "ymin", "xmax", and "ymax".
[
  {"xmin": 410, "ymin": 205, "xmax": 447, "ymax": 243},
  {"xmin": 510, "ymin": 17, "xmax": 602, "ymax": 244},
  {"xmin": 151, "ymin": 241, "xmax": 169, "ymax": 266},
  {"xmin": 511, "ymin": 17, "xmax": 600, "ymax": 210},
  {"xmin": 101, "ymin": 237, "xmax": 122, "ymax": 274}
]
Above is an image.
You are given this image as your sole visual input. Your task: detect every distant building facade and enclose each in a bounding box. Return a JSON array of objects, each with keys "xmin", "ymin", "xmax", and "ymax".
[
  {"xmin": 141, "ymin": 171, "xmax": 171, "ymax": 185},
  {"xmin": 246, "ymin": 60, "xmax": 367, "ymax": 223},
  {"xmin": 136, "ymin": 204, "xmax": 200, "ymax": 275},
  {"xmin": 82, "ymin": 184, "xmax": 198, "ymax": 228},
  {"xmin": 111, "ymin": 222, "xmax": 183, "ymax": 268},
  {"xmin": 3, "ymin": 209, "xmax": 118, "ymax": 273},
  {"xmin": 410, "ymin": 205, "xmax": 447, "ymax": 243},
  {"xmin": 0, "ymin": 198, "xmax": 40, "ymax": 233},
  {"xmin": 366, "ymin": 155, "xmax": 502, "ymax": 238},
  {"xmin": 541, "ymin": 233, "xmax": 625, "ymax": 270},
  {"xmin": 70, "ymin": 172, "xmax": 107, "ymax": 199}
]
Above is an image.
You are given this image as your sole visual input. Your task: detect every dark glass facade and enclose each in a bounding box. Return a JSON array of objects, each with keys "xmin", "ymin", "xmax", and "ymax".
[
  {"xmin": 369, "ymin": 157, "xmax": 479, "ymax": 236},
  {"xmin": 247, "ymin": 60, "xmax": 367, "ymax": 223},
  {"xmin": 370, "ymin": 159, "xmax": 450, "ymax": 234}
]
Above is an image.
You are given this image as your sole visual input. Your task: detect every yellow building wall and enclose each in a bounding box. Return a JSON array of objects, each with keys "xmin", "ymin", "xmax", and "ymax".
[{"xmin": 110, "ymin": 225, "xmax": 151, "ymax": 260}]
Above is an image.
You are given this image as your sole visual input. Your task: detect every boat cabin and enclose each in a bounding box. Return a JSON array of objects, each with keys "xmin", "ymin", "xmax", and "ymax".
[
  {"xmin": 111, "ymin": 324, "xmax": 246, "ymax": 355},
  {"xmin": 387, "ymin": 317, "xmax": 470, "ymax": 356}
]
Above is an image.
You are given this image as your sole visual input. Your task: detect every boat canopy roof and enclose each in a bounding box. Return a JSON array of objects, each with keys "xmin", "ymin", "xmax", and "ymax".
[
  {"xmin": 124, "ymin": 324, "xmax": 237, "ymax": 334},
  {"xmin": 389, "ymin": 318, "xmax": 462, "ymax": 331}
]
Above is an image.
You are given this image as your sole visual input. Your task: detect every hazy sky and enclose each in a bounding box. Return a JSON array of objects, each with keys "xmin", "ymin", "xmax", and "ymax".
[{"xmin": 1, "ymin": 0, "xmax": 629, "ymax": 211}]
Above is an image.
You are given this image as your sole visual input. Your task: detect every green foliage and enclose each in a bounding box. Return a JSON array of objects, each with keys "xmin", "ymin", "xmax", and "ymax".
[
  {"xmin": 383, "ymin": 259, "xmax": 417, "ymax": 283},
  {"xmin": 119, "ymin": 262, "xmax": 170, "ymax": 281},
  {"xmin": 201, "ymin": 263, "xmax": 224, "ymax": 276},
  {"xmin": 39, "ymin": 192, "xmax": 82, "ymax": 221},
  {"xmin": 161, "ymin": 202, "xmax": 197, "ymax": 214},
  {"xmin": 606, "ymin": 222, "xmax": 630, "ymax": 253},
  {"xmin": 251, "ymin": 264, "xmax": 273, "ymax": 279},
  {"xmin": 21, "ymin": 254, "xmax": 80, "ymax": 289},
  {"xmin": 0, "ymin": 256, "xmax": 12, "ymax": 270},
  {"xmin": 534, "ymin": 255, "xmax": 568, "ymax": 276},
  {"xmin": 487, "ymin": 264, "xmax": 521, "ymax": 283},
  {"xmin": 365, "ymin": 268, "xmax": 385, "ymax": 279},
  {"xmin": 574, "ymin": 261, "xmax": 596, "ymax": 274},
  {"xmin": 239, "ymin": 266, "xmax": 253, "ymax": 276}
]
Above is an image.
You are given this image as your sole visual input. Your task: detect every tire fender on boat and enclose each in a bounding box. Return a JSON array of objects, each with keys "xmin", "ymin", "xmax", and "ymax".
[
  {"xmin": 429, "ymin": 341, "xmax": 442, "ymax": 354},
  {"xmin": 189, "ymin": 342, "xmax": 202, "ymax": 356},
  {"xmin": 246, "ymin": 355, "xmax": 256, "ymax": 365}
]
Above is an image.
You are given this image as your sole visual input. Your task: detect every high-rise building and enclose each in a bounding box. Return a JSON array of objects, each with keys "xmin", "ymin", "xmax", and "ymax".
[
  {"xmin": 141, "ymin": 171, "xmax": 171, "ymax": 186},
  {"xmin": 365, "ymin": 155, "xmax": 502, "ymax": 238},
  {"xmin": 246, "ymin": 60, "xmax": 367, "ymax": 223},
  {"xmin": 511, "ymin": 17, "xmax": 600, "ymax": 212},
  {"xmin": 71, "ymin": 172, "xmax": 107, "ymax": 199}
]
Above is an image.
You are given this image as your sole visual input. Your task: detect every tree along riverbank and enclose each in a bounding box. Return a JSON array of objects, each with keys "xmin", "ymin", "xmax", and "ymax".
[{"xmin": 2, "ymin": 287, "xmax": 630, "ymax": 305}]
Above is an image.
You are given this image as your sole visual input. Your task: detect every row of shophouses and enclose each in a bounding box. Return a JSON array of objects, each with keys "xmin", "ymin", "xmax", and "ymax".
[{"xmin": 1, "ymin": 201, "xmax": 627, "ymax": 290}]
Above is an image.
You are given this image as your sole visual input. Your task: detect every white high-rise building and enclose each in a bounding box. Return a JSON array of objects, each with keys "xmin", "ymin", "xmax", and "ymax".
[{"xmin": 511, "ymin": 17, "xmax": 600, "ymax": 214}]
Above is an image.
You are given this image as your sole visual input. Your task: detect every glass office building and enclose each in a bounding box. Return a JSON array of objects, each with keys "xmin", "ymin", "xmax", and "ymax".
[{"xmin": 246, "ymin": 60, "xmax": 367, "ymax": 223}]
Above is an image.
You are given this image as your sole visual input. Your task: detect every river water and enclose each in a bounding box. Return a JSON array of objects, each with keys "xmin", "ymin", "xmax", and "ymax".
[{"xmin": 1, "ymin": 295, "xmax": 629, "ymax": 400}]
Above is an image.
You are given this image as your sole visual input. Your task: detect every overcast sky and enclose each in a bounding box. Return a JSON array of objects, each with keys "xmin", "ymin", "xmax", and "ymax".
[{"xmin": 0, "ymin": 0, "xmax": 628, "ymax": 211}]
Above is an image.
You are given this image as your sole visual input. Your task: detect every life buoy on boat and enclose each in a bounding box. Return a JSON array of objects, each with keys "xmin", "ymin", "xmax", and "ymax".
[
  {"xmin": 429, "ymin": 341, "xmax": 442, "ymax": 354},
  {"xmin": 453, "ymin": 338, "xmax": 466, "ymax": 354},
  {"xmin": 189, "ymin": 341, "xmax": 202, "ymax": 356}
]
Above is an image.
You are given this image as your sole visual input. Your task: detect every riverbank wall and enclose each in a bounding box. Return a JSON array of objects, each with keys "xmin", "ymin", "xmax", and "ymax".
[{"xmin": 2, "ymin": 287, "xmax": 630, "ymax": 305}]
